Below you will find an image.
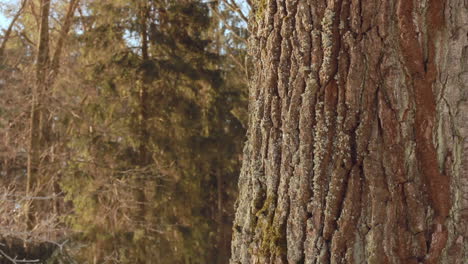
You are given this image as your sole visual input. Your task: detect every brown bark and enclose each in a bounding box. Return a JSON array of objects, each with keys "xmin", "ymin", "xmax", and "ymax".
[
  {"xmin": 25, "ymin": 0, "xmax": 79, "ymax": 228},
  {"xmin": 135, "ymin": 0, "xmax": 150, "ymax": 222},
  {"xmin": 26, "ymin": 0, "xmax": 51, "ymax": 229},
  {"xmin": 230, "ymin": 0, "xmax": 467, "ymax": 263},
  {"xmin": 49, "ymin": 0, "xmax": 80, "ymax": 216},
  {"xmin": 50, "ymin": 0, "xmax": 80, "ymax": 78},
  {"xmin": 132, "ymin": 4, "xmax": 151, "ymax": 263}
]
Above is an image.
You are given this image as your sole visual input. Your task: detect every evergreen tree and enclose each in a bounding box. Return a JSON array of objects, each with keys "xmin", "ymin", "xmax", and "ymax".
[
  {"xmin": 0, "ymin": 0, "xmax": 249, "ymax": 262},
  {"xmin": 57, "ymin": 0, "xmax": 247, "ymax": 262}
]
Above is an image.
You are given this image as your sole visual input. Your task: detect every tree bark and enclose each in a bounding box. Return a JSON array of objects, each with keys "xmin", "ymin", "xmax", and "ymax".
[
  {"xmin": 133, "ymin": 3, "xmax": 150, "ymax": 263},
  {"xmin": 230, "ymin": 0, "xmax": 467, "ymax": 263},
  {"xmin": 26, "ymin": 0, "xmax": 50, "ymax": 229},
  {"xmin": 50, "ymin": 0, "xmax": 79, "ymax": 79}
]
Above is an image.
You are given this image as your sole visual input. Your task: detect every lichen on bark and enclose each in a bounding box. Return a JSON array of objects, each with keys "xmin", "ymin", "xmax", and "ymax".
[{"xmin": 231, "ymin": 0, "xmax": 468, "ymax": 263}]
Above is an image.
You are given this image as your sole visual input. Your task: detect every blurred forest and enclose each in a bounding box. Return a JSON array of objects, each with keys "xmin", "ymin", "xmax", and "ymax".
[{"xmin": 0, "ymin": 0, "xmax": 249, "ymax": 263}]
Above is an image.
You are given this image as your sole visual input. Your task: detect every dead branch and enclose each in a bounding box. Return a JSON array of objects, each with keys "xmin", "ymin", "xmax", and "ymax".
[{"xmin": 0, "ymin": 0, "xmax": 27, "ymax": 60}]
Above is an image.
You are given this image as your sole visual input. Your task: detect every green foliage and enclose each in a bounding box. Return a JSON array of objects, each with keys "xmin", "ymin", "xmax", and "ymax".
[
  {"xmin": 56, "ymin": 0, "xmax": 248, "ymax": 263},
  {"xmin": 0, "ymin": 0, "xmax": 248, "ymax": 262}
]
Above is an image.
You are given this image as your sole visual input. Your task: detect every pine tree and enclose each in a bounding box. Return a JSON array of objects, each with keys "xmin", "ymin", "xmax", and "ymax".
[
  {"xmin": 57, "ymin": 0, "xmax": 246, "ymax": 262},
  {"xmin": 1, "ymin": 0, "xmax": 249, "ymax": 262}
]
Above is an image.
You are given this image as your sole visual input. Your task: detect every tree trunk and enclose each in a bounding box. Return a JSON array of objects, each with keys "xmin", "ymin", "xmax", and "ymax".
[
  {"xmin": 230, "ymin": 0, "xmax": 467, "ymax": 263},
  {"xmin": 133, "ymin": 55, "xmax": 149, "ymax": 259},
  {"xmin": 133, "ymin": 0, "xmax": 150, "ymax": 226},
  {"xmin": 25, "ymin": 0, "xmax": 79, "ymax": 222},
  {"xmin": 26, "ymin": 0, "xmax": 50, "ymax": 230},
  {"xmin": 50, "ymin": 0, "xmax": 79, "ymax": 78}
]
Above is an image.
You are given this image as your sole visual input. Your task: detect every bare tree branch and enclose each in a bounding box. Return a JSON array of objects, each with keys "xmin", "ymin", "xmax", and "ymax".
[
  {"xmin": 221, "ymin": 0, "xmax": 249, "ymax": 24},
  {"xmin": 0, "ymin": 249, "xmax": 39, "ymax": 263},
  {"xmin": 210, "ymin": 7, "xmax": 248, "ymax": 46},
  {"xmin": 0, "ymin": 0, "xmax": 27, "ymax": 60}
]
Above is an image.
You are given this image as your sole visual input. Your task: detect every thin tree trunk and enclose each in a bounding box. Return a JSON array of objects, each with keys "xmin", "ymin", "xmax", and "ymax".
[
  {"xmin": 211, "ymin": 3, "xmax": 231, "ymax": 262},
  {"xmin": 230, "ymin": 0, "xmax": 467, "ymax": 263},
  {"xmin": 49, "ymin": 0, "xmax": 79, "ymax": 216},
  {"xmin": 133, "ymin": 3, "xmax": 150, "ymax": 262},
  {"xmin": 26, "ymin": 0, "xmax": 50, "ymax": 230},
  {"xmin": 138, "ymin": 1, "xmax": 150, "ymax": 167},
  {"xmin": 50, "ymin": 0, "xmax": 79, "ymax": 78}
]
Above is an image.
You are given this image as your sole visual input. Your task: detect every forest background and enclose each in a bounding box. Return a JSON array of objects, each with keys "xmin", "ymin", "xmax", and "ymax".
[{"xmin": 0, "ymin": 0, "xmax": 250, "ymax": 263}]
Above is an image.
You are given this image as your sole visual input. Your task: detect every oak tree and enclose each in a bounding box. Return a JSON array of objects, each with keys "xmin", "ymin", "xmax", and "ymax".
[{"xmin": 230, "ymin": 0, "xmax": 467, "ymax": 263}]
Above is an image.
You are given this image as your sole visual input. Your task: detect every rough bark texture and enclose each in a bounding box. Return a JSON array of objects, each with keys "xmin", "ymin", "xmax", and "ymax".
[{"xmin": 230, "ymin": 0, "xmax": 467, "ymax": 263}]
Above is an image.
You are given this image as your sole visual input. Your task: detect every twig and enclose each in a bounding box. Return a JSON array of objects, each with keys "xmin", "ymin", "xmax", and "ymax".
[
  {"xmin": 221, "ymin": 0, "xmax": 249, "ymax": 24},
  {"xmin": 0, "ymin": 0, "xmax": 27, "ymax": 60},
  {"xmin": 210, "ymin": 7, "xmax": 248, "ymax": 46},
  {"xmin": 0, "ymin": 249, "xmax": 39, "ymax": 263}
]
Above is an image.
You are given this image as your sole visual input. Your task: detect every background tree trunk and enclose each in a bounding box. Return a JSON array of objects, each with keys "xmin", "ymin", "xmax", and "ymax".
[
  {"xmin": 230, "ymin": 0, "xmax": 467, "ymax": 263},
  {"xmin": 26, "ymin": 0, "xmax": 50, "ymax": 230}
]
